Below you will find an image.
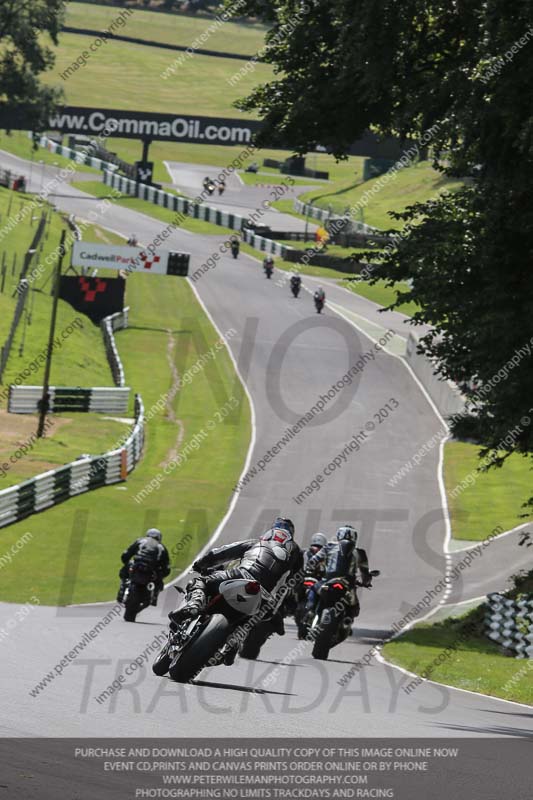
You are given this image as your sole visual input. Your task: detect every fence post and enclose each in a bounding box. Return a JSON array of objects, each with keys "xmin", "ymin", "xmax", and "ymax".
[{"xmin": 37, "ymin": 229, "xmax": 66, "ymax": 438}]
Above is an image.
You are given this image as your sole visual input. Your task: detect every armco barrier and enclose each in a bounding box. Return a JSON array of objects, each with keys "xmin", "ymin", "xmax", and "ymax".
[
  {"xmin": 485, "ymin": 593, "xmax": 533, "ymax": 658},
  {"xmin": 294, "ymin": 198, "xmax": 380, "ymax": 235},
  {"xmin": 103, "ymin": 170, "xmax": 248, "ymax": 233},
  {"xmin": 101, "ymin": 307, "xmax": 129, "ymax": 387},
  {"xmin": 405, "ymin": 331, "xmax": 465, "ymax": 419},
  {"xmin": 241, "ymin": 228, "xmax": 289, "ymax": 258},
  {"xmin": 6, "ymin": 308, "xmax": 131, "ymax": 412},
  {"xmin": 8, "ymin": 385, "xmax": 130, "ymax": 414},
  {"xmin": 33, "ymin": 134, "xmax": 118, "ymax": 173},
  {"xmin": 0, "ymin": 394, "xmax": 144, "ymax": 529}
]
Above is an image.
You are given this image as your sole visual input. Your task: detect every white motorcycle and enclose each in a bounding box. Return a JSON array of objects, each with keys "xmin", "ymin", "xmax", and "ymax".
[{"xmin": 153, "ymin": 569, "xmax": 285, "ymax": 683}]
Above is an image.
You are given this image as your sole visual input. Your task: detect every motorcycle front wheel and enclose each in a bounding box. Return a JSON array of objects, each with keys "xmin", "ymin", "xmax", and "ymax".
[
  {"xmin": 169, "ymin": 614, "xmax": 231, "ymax": 683},
  {"xmin": 152, "ymin": 642, "xmax": 172, "ymax": 676}
]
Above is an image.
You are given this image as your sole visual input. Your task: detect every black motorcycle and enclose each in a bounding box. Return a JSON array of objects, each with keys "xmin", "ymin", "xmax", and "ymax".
[
  {"xmin": 230, "ymin": 241, "xmax": 240, "ymax": 259},
  {"xmin": 291, "ymin": 280, "xmax": 301, "ymax": 298},
  {"xmin": 309, "ymin": 571, "xmax": 380, "ymax": 660},
  {"xmin": 264, "ymin": 262, "xmax": 274, "ymax": 279},
  {"xmin": 122, "ymin": 561, "xmax": 158, "ymax": 622},
  {"xmin": 314, "ymin": 295, "xmax": 325, "ymax": 313},
  {"xmin": 294, "ymin": 575, "xmax": 320, "ymax": 639}
]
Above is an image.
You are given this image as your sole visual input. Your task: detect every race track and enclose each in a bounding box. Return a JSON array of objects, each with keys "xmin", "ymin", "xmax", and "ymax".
[{"xmin": 0, "ymin": 152, "xmax": 532, "ymax": 742}]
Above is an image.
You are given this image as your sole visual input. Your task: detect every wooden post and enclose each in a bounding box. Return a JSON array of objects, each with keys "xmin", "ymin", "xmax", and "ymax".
[{"xmin": 37, "ymin": 230, "xmax": 66, "ymax": 438}]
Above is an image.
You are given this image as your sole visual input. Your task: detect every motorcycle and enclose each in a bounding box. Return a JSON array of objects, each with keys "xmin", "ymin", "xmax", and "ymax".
[
  {"xmin": 293, "ymin": 575, "xmax": 320, "ymax": 639},
  {"xmin": 308, "ymin": 570, "xmax": 380, "ymax": 660},
  {"xmin": 153, "ymin": 569, "xmax": 284, "ymax": 682},
  {"xmin": 230, "ymin": 241, "xmax": 240, "ymax": 259},
  {"xmin": 314, "ymin": 295, "xmax": 325, "ymax": 313},
  {"xmin": 122, "ymin": 561, "xmax": 159, "ymax": 622},
  {"xmin": 264, "ymin": 261, "xmax": 274, "ymax": 279},
  {"xmin": 203, "ymin": 178, "xmax": 215, "ymax": 196},
  {"xmin": 291, "ymin": 281, "xmax": 301, "ymax": 298}
]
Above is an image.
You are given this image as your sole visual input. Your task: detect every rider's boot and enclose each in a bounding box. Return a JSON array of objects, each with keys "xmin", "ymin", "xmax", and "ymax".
[
  {"xmin": 169, "ymin": 578, "xmax": 206, "ymax": 623},
  {"xmin": 116, "ymin": 581, "xmax": 126, "ymax": 603}
]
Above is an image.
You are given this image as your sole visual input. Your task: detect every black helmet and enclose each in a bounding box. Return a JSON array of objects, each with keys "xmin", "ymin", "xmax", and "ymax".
[
  {"xmin": 146, "ymin": 528, "xmax": 162, "ymax": 542},
  {"xmin": 336, "ymin": 525, "xmax": 357, "ymax": 543}
]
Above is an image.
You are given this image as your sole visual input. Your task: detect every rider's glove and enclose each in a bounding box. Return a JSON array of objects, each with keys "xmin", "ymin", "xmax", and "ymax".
[{"xmin": 192, "ymin": 558, "xmax": 207, "ymax": 574}]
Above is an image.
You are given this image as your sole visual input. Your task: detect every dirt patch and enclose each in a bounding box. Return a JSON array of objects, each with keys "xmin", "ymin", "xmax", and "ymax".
[
  {"xmin": 0, "ymin": 409, "xmax": 71, "ymax": 457},
  {"xmin": 159, "ymin": 329, "xmax": 185, "ymax": 469}
]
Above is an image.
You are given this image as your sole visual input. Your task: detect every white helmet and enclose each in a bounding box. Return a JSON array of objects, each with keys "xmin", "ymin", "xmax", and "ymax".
[
  {"xmin": 310, "ymin": 532, "xmax": 327, "ymax": 549},
  {"xmin": 146, "ymin": 528, "xmax": 162, "ymax": 542},
  {"xmin": 336, "ymin": 525, "xmax": 357, "ymax": 543}
]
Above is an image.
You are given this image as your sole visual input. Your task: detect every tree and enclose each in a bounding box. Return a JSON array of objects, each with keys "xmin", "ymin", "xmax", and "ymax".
[
  {"xmin": 233, "ymin": 0, "xmax": 533, "ymax": 473},
  {"xmin": 0, "ymin": 0, "xmax": 65, "ymax": 131}
]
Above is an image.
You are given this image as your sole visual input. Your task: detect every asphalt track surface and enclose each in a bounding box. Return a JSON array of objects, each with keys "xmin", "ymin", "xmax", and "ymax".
[
  {"xmin": 0, "ymin": 152, "xmax": 532, "ymax": 743},
  {"xmin": 164, "ymin": 160, "xmax": 319, "ymax": 232}
]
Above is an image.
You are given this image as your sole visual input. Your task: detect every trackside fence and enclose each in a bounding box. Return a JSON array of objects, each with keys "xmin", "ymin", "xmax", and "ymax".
[
  {"xmin": 485, "ymin": 593, "xmax": 533, "ymax": 658},
  {"xmin": 0, "ymin": 394, "xmax": 144, "ymax": 529},
  {"xmin": 101, "ymin": 307, "xmax": 129, "ymax": 387}
]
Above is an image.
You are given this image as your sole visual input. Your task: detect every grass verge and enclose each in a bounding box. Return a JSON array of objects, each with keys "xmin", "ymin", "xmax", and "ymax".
[
  {"xmin": 300, "ymin": 162, "xmax": 463, "ymax": 230},
  {"xmin": 45, "ymin": 34, "xmax": 272, "ymax": 119},
  {"xmin": 444, "ymin": 441, "xmax": 533, "ymax": 540},
  {"xmin": 342, "ymin": 278, "xmax": 420, "ymax": 317},
  {"xmin": 66, "ymin": 1, "xmax": 268, "ymax": 55},
  {"xmin": 0, "ymin": 273, "xmax": 251, "ymax": 605},
  {"xmin": 383, "ymin": 607, "xmax": 533, "ymax": 706}
]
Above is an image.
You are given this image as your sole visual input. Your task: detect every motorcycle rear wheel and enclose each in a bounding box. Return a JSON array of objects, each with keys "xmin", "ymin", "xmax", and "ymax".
[
  {"xmin": 124, "ymin": 585, "xmax": 144, "ymax": 622},
  {"xmin": 169, "ymin": 614, "xmax": 230, "ymax": 683},
  {"xmin": 311, "ymin": 610, "xmax": 336, "ymax": 660}
]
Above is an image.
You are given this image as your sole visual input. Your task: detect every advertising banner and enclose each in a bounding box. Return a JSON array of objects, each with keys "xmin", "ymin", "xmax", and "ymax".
[
  {"xmin": 47, "ymin": 107, "xmax": 261, "ymax": 146},
  {"xmin": 59, "ymin": 276, "xmax": 125, "ymax": 323},
  {"xmin": 0, "ymin": 105, "xmax": 413, "ymax": 157},
  {"xmin": 71, "ymin": 242, "xmax": 189, "ymax": 276}
]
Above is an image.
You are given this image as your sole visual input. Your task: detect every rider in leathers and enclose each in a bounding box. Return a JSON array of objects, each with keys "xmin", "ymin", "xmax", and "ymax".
[
  {"xmin": 170, "ymin": 518, "xmax": 302, "ymax": 626},
  {"xmin": 307, "ymin": 525, "xmax": 371, "ymax": 618},
  {"xmin": 118, "ymin": 528, "xmax": 170, "ymax": 605},
  {"xmin": 293, "ymin": 532, "xmax": 328, "ymax": 635}
]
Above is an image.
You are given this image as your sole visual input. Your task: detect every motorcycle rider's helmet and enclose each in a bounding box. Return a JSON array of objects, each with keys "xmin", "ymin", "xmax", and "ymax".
[
  {"xmin": 310, "ymin": 532, "xmax": 327, "ymax": 550},
  {"xmin": 336, "ymin": 525, "xmax": 357, "ymax": 543},
  {"xmin": 146, "ymin": 528, "xmax": 162, "ymax": 542},
  {"xmin": 261, "ymin": 517, "xmax": 295, "ymax": 544},
  {"xmin": 273, "ymin": 517, "xmax": 294, "ymax": 537}
]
